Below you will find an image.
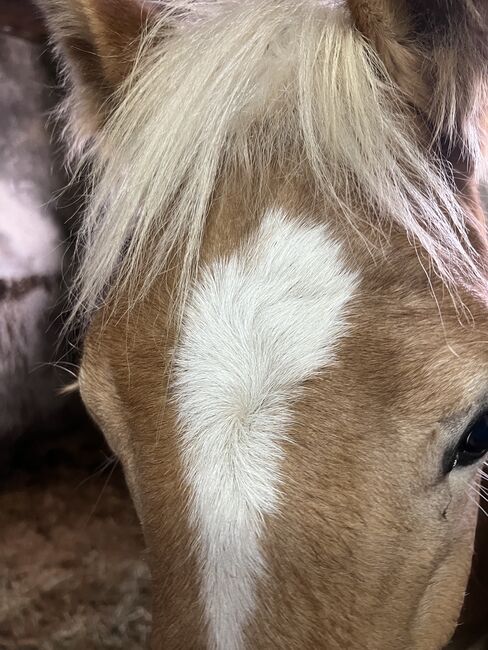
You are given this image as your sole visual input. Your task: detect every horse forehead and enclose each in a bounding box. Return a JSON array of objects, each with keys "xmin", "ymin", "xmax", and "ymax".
[
  {"xmin": 173, "ymin": 209, "xmax": 359, "ymax": 650},
  {"xmin": 180, "ymin": 209, "xmax": 360, "ymax": 379},
  {"xmin": 184, "ymin": 206, "xmax": 488, "ymax": 390},
  {"xmin": 170, "ymin": 209, "xmax": 487, "ymax": 649},
  {"xmin": 333, "ymin": 281, "xmax": 488, "ymax": 422}
]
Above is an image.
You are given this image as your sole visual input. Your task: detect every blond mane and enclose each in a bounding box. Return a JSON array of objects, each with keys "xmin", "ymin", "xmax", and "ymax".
[{"xmin": 71, "ymin": 0, "xmax": 484, "ymax": 323}]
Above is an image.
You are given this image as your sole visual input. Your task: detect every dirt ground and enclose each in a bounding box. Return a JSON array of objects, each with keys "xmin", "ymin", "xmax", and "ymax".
[{"xmin": 0, "ymin": 408, "xmax": 151, "ymax": 650}]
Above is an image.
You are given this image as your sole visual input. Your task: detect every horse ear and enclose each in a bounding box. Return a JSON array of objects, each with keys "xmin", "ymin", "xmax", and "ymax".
[
  {"xmin": 347, "ymin": 1, "xmax": 421, "ymax": 100},
  {"xmin": 347, "ymin": 0, "xmax": 488, "ymax": 160},
  {"xmin": 37, "ymin": 0, "xmax": 157, "ymax": 144}
]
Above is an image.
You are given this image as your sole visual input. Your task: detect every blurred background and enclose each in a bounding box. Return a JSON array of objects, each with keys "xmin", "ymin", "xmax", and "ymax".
[
  {"xmin": 0, "ymin": 1, "xmax": 486, "ymax": 649},
  {"xmin": 0, "ymin": 2, "xmax": 150, "ymax": 648}
]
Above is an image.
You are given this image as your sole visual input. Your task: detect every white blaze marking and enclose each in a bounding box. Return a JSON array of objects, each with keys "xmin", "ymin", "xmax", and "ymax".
[{"xmin": 174, "ymin": 210, "xmax": 358, "ymax": 649}]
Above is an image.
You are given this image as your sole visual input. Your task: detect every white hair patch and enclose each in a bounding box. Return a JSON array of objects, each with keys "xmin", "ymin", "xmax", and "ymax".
[{"xmin": 174, "ymin": 209, "xmax": 359, "ymax": 650}]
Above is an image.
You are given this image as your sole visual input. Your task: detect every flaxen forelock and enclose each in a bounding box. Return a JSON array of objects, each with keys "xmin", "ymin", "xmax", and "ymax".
[{"xmin": 54, "ymin": 1, "xmax": 487, "ymax": 324}]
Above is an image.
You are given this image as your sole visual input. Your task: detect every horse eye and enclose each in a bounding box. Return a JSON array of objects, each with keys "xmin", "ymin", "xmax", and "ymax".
[{"xmin": 447, "ymin": 412, "xmax": 488, "ymax": 473}]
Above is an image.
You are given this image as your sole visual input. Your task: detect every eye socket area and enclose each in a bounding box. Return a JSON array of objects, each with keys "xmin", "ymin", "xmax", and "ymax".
[{"xmin": 445, "ymin": 411, "xmax": 488, "ymax": 474}]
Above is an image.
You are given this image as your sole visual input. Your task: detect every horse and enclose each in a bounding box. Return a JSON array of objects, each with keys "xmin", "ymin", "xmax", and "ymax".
[
  {"xmin": 0, "ymin": 8, "xmax": 69, "ymax": 461},
  {"xmin": 39, "ymin": 0, "xmax": 488, "ymax": 648}
]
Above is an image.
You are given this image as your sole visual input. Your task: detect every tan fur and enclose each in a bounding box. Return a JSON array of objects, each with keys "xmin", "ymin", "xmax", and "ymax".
[
  {"xmin": 249, "ymin": 279, "xmax": 484, "ymax": 650},
  {"xmin": 80, "ymin": 300, "xmax": 208, "ymax": 648},
  {"xmin": 39, "ymin": 0, "xmax": 488, "ymax": 647},
  {"xmin": 40, "ymin": 0, "xmax": 487, "ymax": 329},
  {"xmin": 39, "ymin": 0, "xmax": 154, "ymax": 148},
  {"xmin": 348, "ymin": 0, "xmax": 428, "ymax": 108},
  {"xmin": 79, "ymin": 169, "xmax": 488, "ymax": 649},
  {"xmin": 349, "ymin": 0, "xmax": 488, "ymax": 165}
]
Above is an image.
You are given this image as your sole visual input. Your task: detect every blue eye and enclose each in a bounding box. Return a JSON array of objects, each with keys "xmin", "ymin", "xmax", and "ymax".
[{"xmin": 449, "ymin": 413, "xmax": 488, "ymax": 472}]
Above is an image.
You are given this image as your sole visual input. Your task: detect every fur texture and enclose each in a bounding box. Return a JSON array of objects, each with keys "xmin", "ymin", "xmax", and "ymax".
[
  {"xmin": 39, "ymin": 0, "xmax": 487, "ymax": 326},
  {"xmin": 38, "ymin": 0, "xmax": 488, "ymax": 647},
  {"xmin": 174, "ymin": 210, "xmax": 358, "ymax": 649}
]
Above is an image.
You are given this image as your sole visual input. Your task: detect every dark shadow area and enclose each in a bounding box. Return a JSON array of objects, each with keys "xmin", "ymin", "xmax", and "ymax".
[
  {"xmin": 450, "ymin": 486, "xmax": 488, "ymax": 649},
  {"xmin": 0, "ymin": 407, "xmax": 150, "ymax": 650}
]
